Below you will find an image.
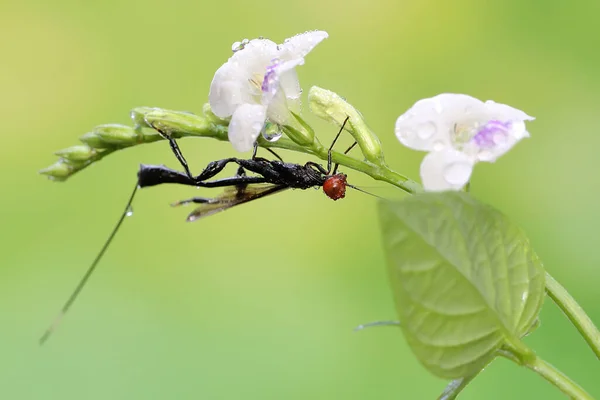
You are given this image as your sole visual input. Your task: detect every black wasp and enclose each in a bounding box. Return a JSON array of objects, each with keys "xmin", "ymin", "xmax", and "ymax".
[{"xmin": 40, "ymin": 116, "xmax": 367, "ymax": 344}]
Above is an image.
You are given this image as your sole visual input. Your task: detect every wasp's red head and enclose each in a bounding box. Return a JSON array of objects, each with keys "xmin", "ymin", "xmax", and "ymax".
[{"xmin": 323, "ymin": 174, "xmax": 347, "ymax": 200}]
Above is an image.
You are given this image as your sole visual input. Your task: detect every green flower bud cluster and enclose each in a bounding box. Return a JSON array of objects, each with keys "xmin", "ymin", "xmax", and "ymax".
[
  {"xmin": 39, "ymin": 106, "xmax": 228, "ymax": 181},
  {"xmin": 39, "ymin": 124, "xmax": 139, "ymax": 181}
]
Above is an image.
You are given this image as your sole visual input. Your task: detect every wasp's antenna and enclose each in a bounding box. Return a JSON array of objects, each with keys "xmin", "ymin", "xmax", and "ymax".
[
  {"xmin": 327, "ymin": 116, "xmax": 350, "ymax": 173},
  {"xmin": 39, "ymin": 182, "xmax": 140, "ymax": 345},
  {"xmin": 346, "ymin": 183, "xmax": 384, "ymax": 199}
]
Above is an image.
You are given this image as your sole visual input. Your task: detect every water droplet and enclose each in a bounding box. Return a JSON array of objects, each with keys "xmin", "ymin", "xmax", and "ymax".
[
  {"xmin": 433, "ymin": 98, "xmax": 443, "ymax": 114},
  {"xmin": 126, "ymin": 205, "xmax": 134, "ymax": 217},
  {"xmin": 443, "ymin": 162, "xmax": 472, "ymax": 185},
  {"xmin": 401, "ymin": 128, "xmax": 416, "ymax": 139},
  {"xmin": 433, "ymin": 140, "xmax": 445, "ymax": 151},
  {"xmin": 417, "ymin": 122, "xmax": 436, "ymax": 140},
  {"xmin": 477, "ymin": 150, "xmax": 493, "ymax": 161},
  {"xmin": 231, "ymin": 38, "xmax": 249, "ymax": 53},
  {"xmin": 262, "ymin": 129, "xmax": 282, "ymax": 142},
  {"xmin": 493, "ymin": 132, "xmax": 508, "ymax": 145}
]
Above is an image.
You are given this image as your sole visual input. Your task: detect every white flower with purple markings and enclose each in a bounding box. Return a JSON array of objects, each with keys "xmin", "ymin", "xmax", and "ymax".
[
  {"xmin": 209, "ymin": 30, "xmax": 328, "ymax": 152},
  {"xmin": 395, "ymin": 93, "xmax": 534, "ymax": 191}
]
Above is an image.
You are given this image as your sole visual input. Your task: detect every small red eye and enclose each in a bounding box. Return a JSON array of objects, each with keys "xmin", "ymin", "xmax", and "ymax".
[{"xmin": 323, "ymin": 174, "xmax": 347, "ymax": 200}]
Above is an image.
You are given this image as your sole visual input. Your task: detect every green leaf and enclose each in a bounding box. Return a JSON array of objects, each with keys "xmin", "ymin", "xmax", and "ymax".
[{"xmin": 378, "ymin": 192, "xmax": 545, "ymax": 379}]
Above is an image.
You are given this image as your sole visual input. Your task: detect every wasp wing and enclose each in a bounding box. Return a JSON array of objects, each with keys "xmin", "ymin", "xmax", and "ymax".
[{"xmin": 176, "ymin": 184, "xmax": 290, "ymax": 222}]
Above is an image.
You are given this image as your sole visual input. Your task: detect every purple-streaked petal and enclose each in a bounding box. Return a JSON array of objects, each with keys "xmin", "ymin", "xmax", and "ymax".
[
  {"xmin": 261, "ymin": 58, "xmax": 304, "ymax": 105},
  {"xmin": 484, "ymin": 100, "xmax": 534, "ymax": 125},
  {"xmin": 209, "ymin": 39, "xmax": 279, "ymax": 117},
  {"xmin": 469, "ymin": 120, "xmax": 528, "ymax": 162},
  {"xmin": 466, "ymin": 101, "xmax": 533, "ymax": 161}
]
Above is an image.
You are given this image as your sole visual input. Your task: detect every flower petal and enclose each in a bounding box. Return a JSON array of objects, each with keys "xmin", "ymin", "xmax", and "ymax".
[
  {"xmin": 467, "ymin": 120, "xmax": 528, "ymax": 162},
  {"xmin": 266, "ymin": 87, "xmax": 295, "ymax": 126},
  {"xmin": 484, "ymin": 100, "xmax": 534, "ymax": 125},
  {"xmin": 209, "ymin": 62, "xmax": 253, "ymax": 118},
  {"xmin": 230, "ymin": 38, "xmax": 278, "ymax": 70},
  {"xmin": 261, "ymin": 58, "xmax": 305, "ymax": 105},
  {"xmin": 279, "ymin": 30, "xmax": 328, "ymax": 60},
  {"xmin": 279, "ymin": 68, "xmax": 301, "ymax": 100},
  {"xmin": 395, "ymin": 94, "xmax": 484, "ymax": 151},
  {"xmin": 209, "ymin": 39, "xmax": 278, "ymax": 118},
  {"xmin": 228, "ymin": 103, "xmax": 267, "ymax": 152},
  {"xmin": 464, "ymin": 100, "xmax": 534, "ymax": 162},
  {"xmin": 420, "ymin": 148, "xmax": 475, "ymax": 192}
]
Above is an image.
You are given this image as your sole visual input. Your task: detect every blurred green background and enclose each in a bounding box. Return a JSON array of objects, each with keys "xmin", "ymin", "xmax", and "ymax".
[{"xmin": 1, "ymin": 0, "xmax": 599, "ymax": 398}]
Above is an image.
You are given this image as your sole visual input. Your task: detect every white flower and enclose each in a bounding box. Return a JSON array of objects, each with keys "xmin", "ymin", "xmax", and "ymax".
[
  {"xmin": 395, "ymin": 93, "xmax": 534, "ymax": 191},
  {"xmin": 209, "ymin": 30, "xmax": 329, "ymax": 152}
]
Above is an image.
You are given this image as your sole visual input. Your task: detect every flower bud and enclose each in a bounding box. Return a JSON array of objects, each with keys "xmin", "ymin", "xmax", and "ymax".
[
  {"xmin": 54, "ymin": 145, "xmax": 97, "ymax": 162},
  {"xmin": 130, "ymin": 107, "xmax": 158, "ymax": 129},
  {"xmin": 308, "ymin": 86, "xmax": 384, "ymax": 164},
  {"xmin": 39, "ymin": 161, "xmax": 72, "ymax": 181},
  {"xmin": 93, "ymin": 124, "xmax": 139, "ymax": 145},
  {"xmin": 143, "ymin": 109, "xmax": 213, "ymax": 138},
  {"xmin": 79, "ymin": 131, "xmax": 111, "ymax": 149}
]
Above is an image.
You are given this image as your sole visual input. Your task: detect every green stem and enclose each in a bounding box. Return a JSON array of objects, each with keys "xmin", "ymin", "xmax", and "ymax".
[
  {"xmin": 527, "ymin": 356, "xmax": 593, "ymax": 399},
  {"xmin": 545, "ymin": 271, "xmax": 600, "ymax": 359},
  {"xmin": 304, "ymin": 140, "xmax": 420, "ymax": 194},
  {"xmin": 499, "ymin": 351, "xmax": 593, "ymax": 400},
  {"xmin": 44, "ymin": 108, "xmax": 421, "ymax": 194}
]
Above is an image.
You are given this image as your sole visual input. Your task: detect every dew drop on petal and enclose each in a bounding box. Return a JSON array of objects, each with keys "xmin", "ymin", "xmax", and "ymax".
[
  {"xmin": 126, "ymin": 205, "xmax": 134, "ymax": 217},
  {"xmin": 262, "ymin": 129, "xmax": 282, "ymax": 142},
  {"xmin": 478, "ymin": 149, "xmax": 492, "ymax": 160},
  {"xmin": 493, "ymin": 132, "xmax": 508, "ymax": 146},
  {"xmin": 402, "ymin": 128, "xmax": 416, "ymax": 140},
  {"xmin": 443, "ymin": 161, "xmax": 472, "ymax": 185},
  {"xmin": 433, "ymin": 99, "xmax": 443, "ymax": 114},
  {"xmin": 231, "ymin": 38, "xmax": 249, "ymax": 52},
  {"xmin": 417, "ymin": 122, "xmax": 436, "ymax": 140},
  {"xmin": 433, "ymin": 140, "xmax": 445, "ymax": 151}
]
